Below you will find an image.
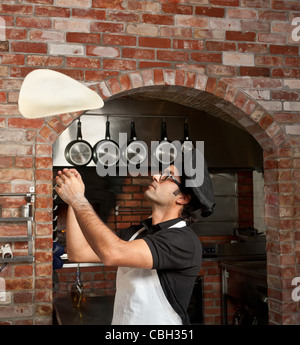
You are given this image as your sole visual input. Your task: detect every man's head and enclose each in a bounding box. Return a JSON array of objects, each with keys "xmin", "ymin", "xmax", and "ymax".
[
  {"xmin": 144, "ymin": 165, "xmax": 191, "ymax": 215},
  {"xmin": 145, "ymin": 148, "xmax": 215, "ymax": 224}
]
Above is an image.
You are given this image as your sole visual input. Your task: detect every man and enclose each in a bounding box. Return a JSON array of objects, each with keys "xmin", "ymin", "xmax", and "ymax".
[{"xmin": 55, "ymin": 159, "xmax": 214, "ymax": 325}]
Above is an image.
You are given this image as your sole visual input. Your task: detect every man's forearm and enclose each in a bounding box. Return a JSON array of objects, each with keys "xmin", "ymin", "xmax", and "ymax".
[{"xmin": 71, "ymin": 195, "xmax": 121, "ymax": 264}]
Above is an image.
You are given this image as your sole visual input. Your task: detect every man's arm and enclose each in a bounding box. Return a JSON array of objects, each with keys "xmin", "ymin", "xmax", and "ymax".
[
  {"xmin": 55, "ymin": 169, "xmax": 153, "ymax": 268},
  {"xmin": 66, "ymin": 205, "xmax": 101, "ymax": 263}
]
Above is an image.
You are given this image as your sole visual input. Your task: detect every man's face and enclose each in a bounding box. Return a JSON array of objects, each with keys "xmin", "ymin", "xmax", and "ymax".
[{"xmin": 144, "ymin": 165, "xmax": 182, "ymax": 206}]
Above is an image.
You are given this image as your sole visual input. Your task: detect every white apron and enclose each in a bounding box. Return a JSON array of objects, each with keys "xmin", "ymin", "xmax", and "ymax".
[{"xmin": 111, "ymin": 220, "xmax": 186, "ymax": 325}]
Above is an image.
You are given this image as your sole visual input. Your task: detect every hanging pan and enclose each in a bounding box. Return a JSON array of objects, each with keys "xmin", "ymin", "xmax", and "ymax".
[
  {"xmin": 93, "ymin": 119, "xmax": 120, "ymax": 167},
  {"xmin": 64, "ymin": 119, "xmax": 93, "ymax": 167},
  {"xmin": 181, "ymin": 118, "xmax": 195, "ymax": 154},
  {"xmin": 122, "ymin": 120, "xmax": 147, "ymax": 167},
  {"xmin": 154, "ymin": 119, "xmax": 178, "ymax": 166}
]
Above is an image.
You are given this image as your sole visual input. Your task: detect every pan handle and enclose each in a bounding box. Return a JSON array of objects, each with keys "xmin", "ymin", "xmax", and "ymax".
[
  {"xmin": 184, "ymin": 120, "xmax": 190, "ymax": 140},
  {"xmin": 105, "ymin": 120, "xmax": 111, "ymax": 140},
  {"xmin": 130, "ymin": 121, "xmax": 137, "ymax": 141},
  {"xmin": 77, "ymin": 119, "xmax": 82, "ymax": 140},
  {"xmin": 161, "ymin": 120, "xmax": 168, "ymax": 141}
]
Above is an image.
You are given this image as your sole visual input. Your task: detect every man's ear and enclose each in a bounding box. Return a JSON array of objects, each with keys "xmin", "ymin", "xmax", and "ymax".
[{"xmin": 176, "ymin": 193, "xmax": 191, "ymax": 206}]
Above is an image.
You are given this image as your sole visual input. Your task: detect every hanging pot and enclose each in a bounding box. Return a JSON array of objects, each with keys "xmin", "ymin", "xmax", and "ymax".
[
  {"xmin": 181, "ymin": 119, "xmax": 195, "ymax": 154},
  {"xmin": 93, "ymin": 119, "xmax": 119, "ymax": 167},
  {"xmin": 64, "ymin": 119, "xmax": 93, "ymax": 167},
  {"xmin": 154, "ymin": 120, "xmax": 178, "ymax": 166},
  {"xmin": 122, "ymin": 121, "xmax": 147, "ymax": 166}
]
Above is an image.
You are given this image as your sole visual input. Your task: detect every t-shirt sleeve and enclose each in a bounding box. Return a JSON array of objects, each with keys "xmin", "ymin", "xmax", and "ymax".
[{"xmin": 143, "ymin": 228, "xmax": 201, "ymax": 270}]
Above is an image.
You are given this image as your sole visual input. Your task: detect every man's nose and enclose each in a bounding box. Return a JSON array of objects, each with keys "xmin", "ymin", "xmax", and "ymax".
[{"xmin": 152, "ymin": 174, "xmax": 160, "ymax": 182}]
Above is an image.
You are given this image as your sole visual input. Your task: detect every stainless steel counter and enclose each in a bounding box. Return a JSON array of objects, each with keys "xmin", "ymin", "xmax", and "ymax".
[{"xmin": 220, "ymin": 260, "xmax": 268, "ymax": 325}]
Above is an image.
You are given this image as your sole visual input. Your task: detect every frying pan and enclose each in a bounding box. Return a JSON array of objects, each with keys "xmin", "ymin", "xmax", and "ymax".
[
  {"xmin": 154, "ymin": 120, "xmax": 178, "ymax": 166},
  {"xmin": 122, "ymin": 121, "xmax": 147, "ymax": 166},
  {"xmin": 93, "ymin": 119, "xmax": 120, "ymax": 167},
  {"xmin": 64, "ymin": 119, "xmax": 93, "ymax": 166},
  {"xmin": 181, "ymin": 119, "xmax": 194, "ymax": 154}
]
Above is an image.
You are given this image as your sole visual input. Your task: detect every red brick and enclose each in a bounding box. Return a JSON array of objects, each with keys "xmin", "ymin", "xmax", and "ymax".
[
  {"xmin": 285, "ymin": 57, "xmax": 300, "ymax": 67},
  {"xmin": 0, "ymin": 42, "xmax": 9, "ymax": 52},
  {"xmin": 139, "ymin": 61, "xmax": 171, "ymax": 69},
  {"xmin": 0, "ymin": 4, "xmax": 33, "ymax": 15},
  {"xmin": 255, "ymin": 55, "xmax": 283, "ymax": 66},
  {"xmin": 103, "ymin": 34, "xmax": 136, "ymax": 46},
  {"xmin": 90, "ymin": 22, "xmax": 124, "ymax": 33},
  {"xmin": 272, "ymin": 91, "xmax": 299, "ymax": 101},
  {"xmin": 66, "ymin": 57, "xmax": 100, "ymax": 69},
  {"xmin": 106, "ymin": 77, "xmax": 122, "ymax": 94},
  {"xmin": 85, "ymin": 70, "xmax": 118, "ymax": 82},
  {"xmin": 238, "ymin": 43, "xmax": 268, "ymax": 53},
  {"xmin": 270, "ymin": 45, "xmax": 299, "ymax": 55},
  {"xmin": 8, "ymin": 118, "xmax": 44, "ymax": 129},
  {"xmin": 259, "ymin": 10, "xmax": 287, "ymax": 21},
  {"xmin": 272, "ymin": 68, "xmax": 300, "ymax": 78},
  {"xmin": 139, "ymin": 37, "xmax": 171, "ymax": 48},
  {"xmin": 206, "ymin": 41, "xmax": 236, "ymax": 51},
  {"xmin": 92, "ymin": 0, "xmax": 124, "ymax": 9},
  {"xmin": 15, "ymin": 265, "xmax": 33, "ymax": 277},
  {"xmin": 35, "ymin": 210, "xmax": 53, "ymax": 223},
  {"xmin": 6, "ymin": 28, "xmax": 27, "ymax": 40},
  {"xmin": 153, "ymin": 69, "xmax": 164, "ymax": 85},
  {"xmin": 0, "ymin": 157, "xmax": 13, "ymax": 168},
  {"xmin": 272, "ymin": 0, "xmax": 300, "ymax": 11},
  {"xmin": 16, "ymin": 17, "xmax": 52, "ymax": 29},
  {"xmin": 66, "ymin": 32, "xmax": 100, "ymax": 44},
  {"xmin": 142, "ymin": 13, "xmax": 174, "ymax": 25},
  {"xmin": 35, "ymin": 157, "xmax": 52, "ymax": 169},
  {"xmin": 242, "ymin": 0, "xmax": 270, "ymax": 8},
  {"xmin": 15, "ymin": 157, "xmax": 33, "ymax": 168},
  {"xmin": 27, "ymin": 55, "xmax": 63, "ymax": 67},
  {"xmin": 36, "ymin": 144, "xmax": 52, "ymax": 156},
  {"xmin": 191, "ymin": 52, "xmax": 222, "ymax": 63},
  {"xmin": 108, "ymin": 11, "xmax": 139, "ymax": 22},
  {"xmin": 157, "ymin": 50, "xmax": 189, "ymax": 61},
  {"xmin": 11, "ymin": 42, "xmax": 47, "ymax": 54},
  {"xmin": 162, "ymin": 3, "xmax": 193, "ymax": 15},
  {"xmin": 173, "ymin": 39, "xmax": 204, "ymax": 50},
  {"xmin": 195, "ymin": 6, "xmax": 225, "ymax": 17},
  {"xmin": 35, "ymin": 170, "xmax": 53, "ymax": 182},
  {"xmin": 122, "ymin": 47, "xmax": 155, "ymax": 60},
  {"xmin": 207, "ymin": 65, "xmax": 236, "ymax": 76},
  {"xmin": 72, "ymin": 8, "xmax": 106, "ymax": 20},
  {"xmin": 35, "ymin": 5, "xmax": 70, "ymax": 17},
  {"xmin": 210, "ymin": 0, "xmax": 239, "ymax": 5},
  {"xmin": 103, "ymin": 59, "xmax": 136, "ymax": 70},
  {"xmin": 206, "ymin": 78, "xmax": 217, "ymax": 93},
  {"xmin": 240, "ymin": 66, "xmax": 270, "ymax": 77},
  {"xmin": 119, "ymin": 74, "xmax": 132, "ymax": 91},
  {"xmin": 226, "ymin": 31, "xmax": 256, "ymax": 41}
]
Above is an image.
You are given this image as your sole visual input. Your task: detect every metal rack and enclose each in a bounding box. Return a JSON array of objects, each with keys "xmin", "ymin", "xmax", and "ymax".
[{"xmin": 0, "ymin": 189, "xmax": 35, "ymax": 263}]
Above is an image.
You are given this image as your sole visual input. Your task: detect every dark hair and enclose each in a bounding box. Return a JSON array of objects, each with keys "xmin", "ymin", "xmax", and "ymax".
[{"xmin": 180, "ymin": 200, "xmax": 198, "ymax": 226}]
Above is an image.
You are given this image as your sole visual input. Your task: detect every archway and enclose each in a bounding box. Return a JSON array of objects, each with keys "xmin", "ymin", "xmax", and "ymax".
[{"xmin": 38, "ymin": 68, "xmax": 296, "ymax": 325}]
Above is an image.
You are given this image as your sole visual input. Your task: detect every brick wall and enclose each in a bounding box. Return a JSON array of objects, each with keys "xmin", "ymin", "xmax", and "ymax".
[{"xmin": 0, "ymin": 0, "xmax": 299, "ymax": 325}]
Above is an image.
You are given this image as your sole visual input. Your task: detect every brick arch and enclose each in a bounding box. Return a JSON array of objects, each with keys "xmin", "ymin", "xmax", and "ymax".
[{"xmin": 37, "ymin": 68, "xmax": 296, "ymax": 325}]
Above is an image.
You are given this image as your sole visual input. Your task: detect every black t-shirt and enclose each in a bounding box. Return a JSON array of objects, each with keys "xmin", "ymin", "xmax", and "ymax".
[{"xmin": 118, "ymin": 217, "xmax": 202, "ymax": 324}]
